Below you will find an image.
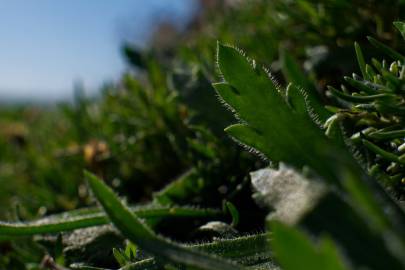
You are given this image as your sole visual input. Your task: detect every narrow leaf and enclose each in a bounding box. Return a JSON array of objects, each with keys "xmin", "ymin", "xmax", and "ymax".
[
  {"xmin": 367, "ymin": 36, "xmax": 405, "ymax": 63},
  {"xmin": 354, "ymin": 42, "xmax": 368, "ymax": 80},
  {"xmin": 85, "ymin": 171, "xmax": 244, "ymax": 270},
  {"xmin": 0, "ymin": 206, "xmax": 220, "ymax": 240}
]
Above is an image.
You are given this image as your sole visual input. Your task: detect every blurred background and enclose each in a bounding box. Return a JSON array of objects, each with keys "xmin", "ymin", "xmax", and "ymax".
[
  {"xmin": 0, "ymin": 0, "xmax": 404, "ymax": 268},
  {"xmin": 0, "ymin": 0, "xmax": 199, "ymax": 102}
]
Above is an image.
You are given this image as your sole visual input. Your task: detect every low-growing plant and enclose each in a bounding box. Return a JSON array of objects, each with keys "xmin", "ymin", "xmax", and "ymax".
[
  {"xmin": 325, "ymin": 22, "xmax": 405, "ymax": 199},
  {"xmin": 1, "ymin": 20, "xmax": 405, "ymax": 270}
]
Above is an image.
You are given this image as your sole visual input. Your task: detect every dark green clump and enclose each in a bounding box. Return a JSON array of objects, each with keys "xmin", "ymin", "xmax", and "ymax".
[{"xmin": 326, "ymin": 29, "xmax": 405, "ymax": 199}]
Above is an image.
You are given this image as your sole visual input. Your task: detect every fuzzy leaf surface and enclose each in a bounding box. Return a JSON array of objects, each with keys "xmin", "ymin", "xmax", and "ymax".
[
  {"xmin": 85, "ymin": 171, "xmax": 245, "ymax": 270},
  {"xmin": 213, "ymin": 43, "xmax": 345, "ymax": 183}
]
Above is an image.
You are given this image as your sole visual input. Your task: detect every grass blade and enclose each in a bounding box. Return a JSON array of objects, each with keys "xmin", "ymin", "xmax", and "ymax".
[
  {"xmin": 121, "ymin": 233, "xmax": 273, "ymax": 269},
  {"xmin": 85, "ymin": 171, "xmax": 245, "ymax": 270},
  {"xmin": 0, "ymin": 206, "xmax": 221, "ymax": 240}
]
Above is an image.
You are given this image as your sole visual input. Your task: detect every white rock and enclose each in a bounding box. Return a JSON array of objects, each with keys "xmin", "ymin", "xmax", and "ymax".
[{"xmin": 250, "ymin": 164, "xmax": 326, "ymax": 225}]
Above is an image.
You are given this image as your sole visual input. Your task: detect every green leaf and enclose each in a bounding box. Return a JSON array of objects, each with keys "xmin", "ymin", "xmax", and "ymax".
[
  {"xmin": 120, "ymin": 233, "xmax": 274, "ymax": 270},
  {"xmin": 343, "ymin": 75, "xmax": 382, "ymax": 95},
  {"xmin": 70, "ymin": 264, "xmax": 107, "ymax": 270},
  {"xmin": 215, "ymin": 43, "xmax": 405, "ymax": 269},
  {"xmin": 367, "ymin": 36, "xmax": 405, "ymax": 63},
  {"xmin": 393, "ymin": 21, "xmax": 405, "ymax": 39},
  {"xmin": 0, "ymin": 205, "xmax": 220, "ymax": 240},
  {"xmin": 354, "ymin": 42, "xmax": 369, "ymax": 80},
  {"xmin": 362, "ymin": 139, "xmax": 405, "ymax": 164},
  {"xmin": 153, "ymin": 168, "xmax": 202, "ymax": 205},
  {"xmin": 280, "ymin": 49, "xmax": 330, "ymax": 123},
  {"xmin": 214, "ymin": 43, "xmax": 345, "ymax": 183},
  {"xmin": 271, "ymin": 222, "xmax": 349, "ymax": 270},
  {"xmin": 113, "ymin": 248, "xmax": 128, "ymax": 267},
  {"xmin": 225, "ymin": 201, "xmax": 239, "ymax": 227},
  {"xmin": 280, "ymin": 48, "xmax": 313, "ymax": 92},
  {"xmin": 286, "ymin": 83, "xmax": 307, "ymax": 115},
  {"xmin": 124, "ymin": 241, "xmax": 137, "ymax": 261},
  {"xmin": 328, "ymin": 85, "xmax": 392, "ymax": 103},
  {"xmin": 85, "ymin": 171, "xmax": 245, "ymax": 270},
  {"xmin": 225, "ymin": 124, "xmax": 268, "ymax": 158},
  {"xmin": 368, "ymin": 129, "xmax": 405, "ymax": 140}
]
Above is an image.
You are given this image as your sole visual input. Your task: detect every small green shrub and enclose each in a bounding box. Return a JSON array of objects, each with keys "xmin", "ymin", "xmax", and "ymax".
[
  {"xmin": 1, "ymin": 21, "xmax": 405, "ymax": 270},
  {"xmin": 1, "ymin": 2, "xmax": 405, "ymax": 269}
]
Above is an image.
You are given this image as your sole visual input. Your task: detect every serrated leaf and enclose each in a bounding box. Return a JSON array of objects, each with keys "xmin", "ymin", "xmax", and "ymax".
[
  {"xmin": 214, "ymin": 43, "xmax": 344, "ymax": 183},
  {"xmin": 225, "ymin": 124, "xmax": 268, "ymax": 158},
  {"xmin": 215, "ymin": 43, "xmax": 405, "ymax": 269},
  {"xmin": 285, "ymin": 83, "xmax": 307, "ymax": 115},
  {"xmin": 119, "ymin": 233, "xmax": 275, "ymax": 270},
  {"xmin": 280, "ymin": 49, "xmax": 330, "ymax": 123}
]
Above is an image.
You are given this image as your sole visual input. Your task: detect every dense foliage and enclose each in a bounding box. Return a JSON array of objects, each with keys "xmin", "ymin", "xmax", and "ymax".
[{"xmin": 0, "ymin": 1, "xmax": 404, "ymax": 269}]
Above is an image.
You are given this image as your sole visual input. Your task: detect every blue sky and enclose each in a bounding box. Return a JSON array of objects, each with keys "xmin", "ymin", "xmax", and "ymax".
[{"xmin": 0, "ymin": 1, "xmax": 197, "ymax": 101}]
